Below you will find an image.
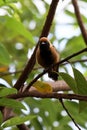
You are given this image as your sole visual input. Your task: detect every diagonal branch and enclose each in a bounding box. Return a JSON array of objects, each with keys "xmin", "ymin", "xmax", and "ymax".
[
  {"xmin": 13, "ymin": 46, "xmax": 37, "ymax": 90},
  {"xmin": 40, "ymin": 0, "xmax": 59, "ymax": 37},
  {"xmin": 72, "ymin": 0, "xmax": 87, "ymax": 45},
  {"xmin": 13, "ymin": 0, "xmax": 59, "ymax": 90},
  {"xmin": 14, "ymin": 0, "xmax": 59, "ymax": 91},
  {"xmin": 62, "ymin": 59, "xmax": 87, "ymax": 66},
  {"xmin": 25, "ymin": 47, "xmax": 87, "ymax": 91}
]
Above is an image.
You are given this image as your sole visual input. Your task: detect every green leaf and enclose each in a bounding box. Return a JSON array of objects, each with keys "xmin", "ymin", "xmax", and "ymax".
[
  {"xmin": 4, "ymin": 0, "xmax": 18, "ymax": 3},
  {"xmin": 0, "ymin": 87, "xmax": 17, "ymax": 97},
  {"xmin": 79, "ymin": 101, "xmax": 87, "ymax": 113},
  {"xmin": 0, "ymin": 0, "xmax": 18, "ymax": 6},
  {"xmin": 73, "ymin": 68, "xmax": 87, "ymax": 112},
  {"xmin": 73, "ymin": 68, "xmax": 87, "ymax": 95},
  {"xmin": 65, "ymin": 10, "xmax": 76, "ymax": 19},
  {"xmin": 61, "ymin": 35, "xmax": 85, "ymax": 58},
  {"xmin": 0, "ymin": 98, "xmax": 25, "ymax": 110},
  {"xmin": 0, "ymin": 43, "xmax": 11, "ymax": 65},
  {"xmin": 60, "ymin": 72, "xmax": 77, "ymax": 93},
  {"xmin": 2, "ymin": 115, "xmax": 36, "ymax": 128},
  {"xmin": 2, "ymin": 16, "xmax": 34, "ymax": 44}
]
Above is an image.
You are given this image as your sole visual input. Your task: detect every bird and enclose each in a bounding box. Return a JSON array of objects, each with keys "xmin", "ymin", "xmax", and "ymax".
[{"xmin": 36, "ymin": 37, "xmax": 60, "ymax": 80}]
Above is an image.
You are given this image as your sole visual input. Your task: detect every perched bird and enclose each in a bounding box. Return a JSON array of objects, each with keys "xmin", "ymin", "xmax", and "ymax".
[{"xmin": 36, "ymin": 37, "xmax": 60, "ymax": 80}]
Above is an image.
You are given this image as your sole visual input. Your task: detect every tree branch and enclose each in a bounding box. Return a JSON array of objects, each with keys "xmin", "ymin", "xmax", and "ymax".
[
  {"xmin": 72, "ymin": 0, "xmax": 87, "ymax": 45},
  {"xmin": 58, "ymin": 48, "xmax": 87, "ymax": 65},
  {"xmin": 9, "ymin": 91, "xmax": 87, "ymax": 102},
  {"xmin": 40, "ymin": 0, "xmax": 59, "ymax": 37},
  {"xmin": 46, "ymin": 80, "xmax": 70, "ymax": 92},
  {"xmin": 25, "ymin": 47, "xmax": 87, "ymax": 91},
  {"xmin": 13, "ymin": 41, "xmax": 37, "ymax": 90},
  {"xmin": 62, "ymin": 59, "xmax": 87, "ymax": 66},
  {"xmin": 13, "ymin": 0, "xmax": 59, "ymax": 91}
]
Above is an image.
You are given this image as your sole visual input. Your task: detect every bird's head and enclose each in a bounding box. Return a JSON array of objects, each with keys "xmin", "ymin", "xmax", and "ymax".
[{"xmin": 39, "ymin": 37, "xmax": 50, "ymax": 51}]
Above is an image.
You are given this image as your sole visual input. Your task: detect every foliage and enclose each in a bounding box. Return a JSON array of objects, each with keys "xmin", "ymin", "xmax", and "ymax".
[
  {"xmin": 33, "ymin": 80, "xmax": 52, "ymax": 93},
  {"xmin": 0, "ymin": 0, "xmax": 87, "ymax": 130}
]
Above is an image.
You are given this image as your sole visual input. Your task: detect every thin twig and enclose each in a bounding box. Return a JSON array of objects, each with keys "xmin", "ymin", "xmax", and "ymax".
[
  {"xmin": 62, "ymin": 59, "xmax": 87, "ymax": 66},
  {"xmin": 0, "ymin": 67, "xmax": 41, "ymax": 77},
  {"xmin": 25, "ymin": 47, "xmax": 87, "ymax": 91},
  {"xmin": 58, "ymin": 48, "xmax": 87, "ymax": 66},
  {"xmin": 72, "ymin": 0, "xmax": 87, "ymax": 45},
  {"xmin": 0, "ymin": 70, "xmax": 23, "ymax": 77},
  {"xmin": 59, "ymin": 99, "xmax": 81, "ymax": 130}
]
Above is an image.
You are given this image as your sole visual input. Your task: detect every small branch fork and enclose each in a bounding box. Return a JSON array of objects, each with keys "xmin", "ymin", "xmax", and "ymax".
[
  {"xmin": 25, "ymin": 47, "xmax": 87, "ymax": 91},
  {"xmin": 22, "ymin": 47, "xmax": 87, "ymax": 130}
]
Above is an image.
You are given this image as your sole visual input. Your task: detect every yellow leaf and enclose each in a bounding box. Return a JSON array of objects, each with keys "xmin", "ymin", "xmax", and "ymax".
[
  {"xmin": 33, "ymin": 81, "xmax": 52, "ymax": 93},
  {"xmin": 0, "ymin": 67, "xmax": 8, "ymax": 72}
]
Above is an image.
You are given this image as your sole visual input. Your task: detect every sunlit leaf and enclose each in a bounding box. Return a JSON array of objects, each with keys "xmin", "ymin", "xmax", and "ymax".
[
  {"xmin": 4, "ymin": 16, "xmax": 34, "ymax": 44},
  {"xmin": 33, "ymin": 81, "xmax": 53, "ymax": 93},
  {"xmin": 2, "ymin": 115, "xmax": 36, "ymax": 128},
  {"xmin": 65, "ymin": 10, "xmax": 76, "ymax": 19},
  {"xmin": 0, "ymin": 98, "xmax": 25, "ymax": 110},
  {"xmin": 0, "ymin": 0, "xmax": 18, "ymax": 6},
  {"xmin": 0, "ymin": 87, "xmax": 17, "ymax": 97},
  {"xmin": 4, "ymin": 0, "xmax": 18, "ymax": 3}
]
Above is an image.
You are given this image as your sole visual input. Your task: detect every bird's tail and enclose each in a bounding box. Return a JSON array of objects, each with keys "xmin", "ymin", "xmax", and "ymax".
[
  {"xmin": 48, "ymin": 71, "xmax": 58, "ymax": 81},
  {"xmin": 48, "ymin": 65, "xmax": 59, "ymax": 81}
]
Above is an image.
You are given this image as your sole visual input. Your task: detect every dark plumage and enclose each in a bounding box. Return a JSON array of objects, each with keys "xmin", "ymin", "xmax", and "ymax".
[{"xmin": 36, "ymin": 37, "xmax": 60, "ymax": 80}]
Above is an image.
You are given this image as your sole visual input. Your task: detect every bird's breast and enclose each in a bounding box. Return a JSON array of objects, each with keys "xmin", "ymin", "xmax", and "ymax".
[
  {"xmin": 36, "ymin": 47, "xmax": 57, "ymax": 68},
  {"xmin": 40, "ymin": 50, "xmax": 54, "ymax": 66}
]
